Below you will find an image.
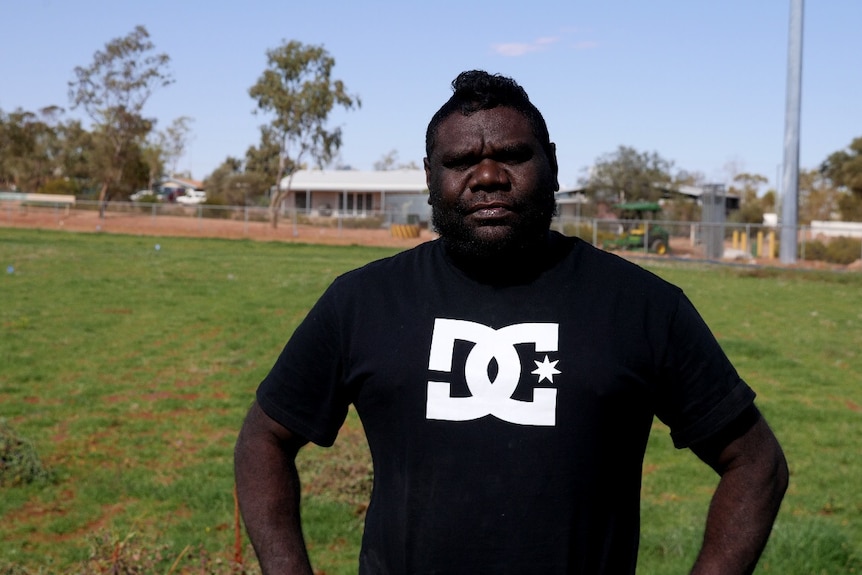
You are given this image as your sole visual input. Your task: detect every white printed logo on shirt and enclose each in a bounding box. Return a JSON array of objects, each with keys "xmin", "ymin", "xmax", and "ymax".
[{"xmin": 426, "ymin": 318, "xmax": 560, "ymax": 426}]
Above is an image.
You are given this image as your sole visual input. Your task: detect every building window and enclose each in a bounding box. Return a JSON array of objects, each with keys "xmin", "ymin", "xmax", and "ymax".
[{"xmin": 337, "ymin": 193, "xmax": 375, "ymax": 215}]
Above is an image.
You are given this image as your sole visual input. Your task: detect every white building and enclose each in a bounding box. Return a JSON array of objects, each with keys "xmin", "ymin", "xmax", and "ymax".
[{"xmin": 279, "ymin": 169, "xmax": 430, "ymax": 223}]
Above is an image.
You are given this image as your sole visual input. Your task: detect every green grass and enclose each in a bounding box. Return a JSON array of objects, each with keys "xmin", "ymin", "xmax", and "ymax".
[{"xmin": 1, "ymin": 229, "xmax": 861, "ymax": 574}]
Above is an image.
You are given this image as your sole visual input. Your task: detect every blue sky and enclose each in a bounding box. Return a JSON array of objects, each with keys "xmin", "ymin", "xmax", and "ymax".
[{"xmin": 1, "ymin": 0, "xmax": 859, "ymax": 191}]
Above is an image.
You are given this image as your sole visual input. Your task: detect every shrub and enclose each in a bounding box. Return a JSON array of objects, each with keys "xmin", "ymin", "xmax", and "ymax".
[
  {"xmin": 802, "ymin": 240, "xmax": 829, "ymax": 262},
  {"xmin": 341, "ymin": 215, "xmax": 385, "ymax": 230},
  {"xmin": 561, "ymin": 222, "xmax": 596, "ymax": 243},
  {"xmin": 39, "ymin": 179, "xmax": 80, "ymax": 196},
  {"xmin": 826, "ymin": 236, "xmax": 862, "ymax": 265},
  {"xmin": 201, "ymin": 200, "xmax": 232, "ymax": 219},
  {"xmin": 802, "ymin": 237, "xmax": 862, "ymax": 265},
  {"xmin": 0, "ymin": 420, "xmax": 52, "ymax": 487}
]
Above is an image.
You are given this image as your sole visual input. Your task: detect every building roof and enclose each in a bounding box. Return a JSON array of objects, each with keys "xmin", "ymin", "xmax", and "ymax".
[
  {"xmin": 162, "ymin": 176, "xmax": 205, "ymax": 190},
  {"xmin": 281, "ymin": 169, "xmax": 428, "ymax": 193}
]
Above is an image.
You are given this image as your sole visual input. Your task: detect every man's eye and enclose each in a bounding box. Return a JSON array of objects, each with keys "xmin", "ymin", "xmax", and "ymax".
[
  {"xmin": 443, "ymin": 157, "xmax": 475, "ymax": 170},
  {"xmin": 497, "ymin": 149, "xmax": 532, "ymax": 164}
]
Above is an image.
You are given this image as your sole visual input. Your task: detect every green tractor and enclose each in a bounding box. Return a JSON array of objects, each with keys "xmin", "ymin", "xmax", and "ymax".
[{"xmin": 601, "ymin": 201, "xmax": 670, "ymax": 255}]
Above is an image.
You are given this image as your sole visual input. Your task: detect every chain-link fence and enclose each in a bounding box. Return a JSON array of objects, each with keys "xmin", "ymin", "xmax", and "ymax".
[{"xmin": 4, "ymin": 198, "xmax": 862, "ymax": 266}]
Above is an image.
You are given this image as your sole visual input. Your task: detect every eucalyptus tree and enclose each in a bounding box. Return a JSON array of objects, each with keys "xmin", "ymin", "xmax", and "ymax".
[
  {"xmin": 143, "ymin": 115, "xmax": 194, "ymax": 190},
  {"xmin": 68, "ymin": 25, "xmax": 173, "ymax": 214},
  {"xmin": 581, "ymin": 145, "xmax": 674, "ymax": 204},
  {"xmin": 0, "ymin": 106, "xmax": 65, "ymax": 192},
  {"xmin": 248, "ymin": 40, "xmax": 360, "ymax": 227},
  {"xmin": 821, "ymin": 137, "xmax": 862, "ymax": 221}
]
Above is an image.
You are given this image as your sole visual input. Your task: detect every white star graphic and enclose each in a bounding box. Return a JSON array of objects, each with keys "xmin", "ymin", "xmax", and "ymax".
[{"xmin": 532, "ymin": 355, "xmax": 561, "ymax": 383}]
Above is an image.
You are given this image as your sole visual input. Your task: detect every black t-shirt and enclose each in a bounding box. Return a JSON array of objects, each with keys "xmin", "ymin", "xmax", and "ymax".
[{"xmin": 257, "ymin": 233, "xmax": 755, "ymax": 574}]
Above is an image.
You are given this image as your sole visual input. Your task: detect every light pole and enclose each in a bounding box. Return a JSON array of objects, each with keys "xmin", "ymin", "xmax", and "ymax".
[{"xmin": 780, "ymin": 0, "xmax": 804, "ymax": 264}]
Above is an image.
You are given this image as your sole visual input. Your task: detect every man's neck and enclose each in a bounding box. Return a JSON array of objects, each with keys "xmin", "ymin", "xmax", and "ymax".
[{"xmin": 443, "ymin": 231, "xmax": 559, "ymax": 285}]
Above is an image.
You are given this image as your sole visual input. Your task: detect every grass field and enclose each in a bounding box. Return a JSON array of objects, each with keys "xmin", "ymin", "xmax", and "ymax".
[{"xmin": 1, "ymin": 228, "xmax": 860, "ymax": 574}]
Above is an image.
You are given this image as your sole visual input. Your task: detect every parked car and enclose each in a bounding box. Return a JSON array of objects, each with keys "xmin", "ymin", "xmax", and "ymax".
[
  {"xmin": 176, "ymin": 190, "xmax": 207, "ymax": 205},
  {"xmin": 130, "ymin": 189, "xmax": 156, "ymax": 201}
]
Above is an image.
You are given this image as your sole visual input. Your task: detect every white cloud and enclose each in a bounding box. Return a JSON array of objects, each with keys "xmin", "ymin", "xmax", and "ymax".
[
  {"xmin": 574, "ymin": 40, "xmax": 598, "ymax": 50},
  {"xmin": 492, "ymin": 36, "xmax": 559, "ymax": 57}
]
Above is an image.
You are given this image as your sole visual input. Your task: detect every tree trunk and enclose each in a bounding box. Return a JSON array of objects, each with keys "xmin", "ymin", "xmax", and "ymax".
[
  {"xmin": 269, "ymin": 161, "xmax": 288, "ymax": 229},
  {"xmin": 98, "ymin": 181, "xmax": 109, "ymax": 219},
  {"xmin": 269, "ymin": 189, "xmax": 283, "ymax": 229}
]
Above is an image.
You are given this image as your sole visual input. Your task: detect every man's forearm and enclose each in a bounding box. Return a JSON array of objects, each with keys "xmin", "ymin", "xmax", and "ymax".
[
  {"xmin": 690, "ymin": 417, "xmax": 789, "ymax": 575},
  {"xmin": 235, "ymin": 404, "xmax": 313, "ymax": 575}
]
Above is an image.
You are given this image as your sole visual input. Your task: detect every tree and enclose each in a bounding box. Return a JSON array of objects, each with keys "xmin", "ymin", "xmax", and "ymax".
[
  {"xmin": 0, "ymin": 106, "xmax": 66, "ymax": 192},
  {"xmin": 821, "ymin": 137, "xmax": 862, "ymax": 221},
  {"xmin": 580, "ymin": 145, "xmax": 674, "ymax": 204},
  {"xmin": 798, "ymin": 168, "xmax": 840, "ymax": 224},
  {"xmin": 728, "ymin": 173, "xmax": 769, "ymax": 224},
  {"xmin": 56, "ymin": 119, "xmax": 96, "ymax": 193},
  {"xmin": 244, "ymin": 125, "xmax": 284, "ymax": 185},
  {"xmin": 160, "ymin": 116, "xmax": 194, "ymax": 177},
  {"xmin": 374, "ymin": 149, "xmax": 420, "ymax": 171},
  {"xmin": 248, "ymin": 40, "xmax": 360, "ymax": 227},
  {"xmin": 143, "ymin": 116, "xmax": 194, "ymax": 190},
  {"xmin": 203, "ymin": 156, "xmax": 270, "ymax": 206},
  {"xmin": 68, "ymin": 25, "xmax": 173, "ymax": 214}
]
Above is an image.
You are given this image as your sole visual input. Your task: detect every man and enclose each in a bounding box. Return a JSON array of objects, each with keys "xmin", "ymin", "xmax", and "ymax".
[{"xmin": 234, "ymin": 70, "xmax": 788, "ymax": 574}]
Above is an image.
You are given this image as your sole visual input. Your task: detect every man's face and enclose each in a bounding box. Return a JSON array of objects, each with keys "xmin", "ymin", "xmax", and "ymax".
[{"xmin": 424, "ymin": 106, "xmax": 559, "ymax": 259}]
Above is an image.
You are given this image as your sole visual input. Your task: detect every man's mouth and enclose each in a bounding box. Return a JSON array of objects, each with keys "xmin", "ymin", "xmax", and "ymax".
[{"xmin": 466, "ymin": 202, "xmax": 515, "ymax": 219}]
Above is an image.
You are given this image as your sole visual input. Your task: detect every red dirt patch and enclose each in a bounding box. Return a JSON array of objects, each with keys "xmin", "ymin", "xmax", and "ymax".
[{"xmin": 1, "ymin": 206, "xmax": 436, "ymax": 249}]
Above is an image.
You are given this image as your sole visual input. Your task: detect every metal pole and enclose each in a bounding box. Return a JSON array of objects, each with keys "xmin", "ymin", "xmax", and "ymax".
[{"xmin": 780, "ymin": 0, "xmax": 804, "ymax": 263}]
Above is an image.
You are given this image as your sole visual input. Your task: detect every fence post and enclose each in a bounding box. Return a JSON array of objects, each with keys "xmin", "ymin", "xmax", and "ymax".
[
  {"xmin": 800, "ymin": 226, "xmax": 806, "ymax": 260},
  {"xmin": 643, "ymin": 223, "xmax": 650, "ymax": 254}
]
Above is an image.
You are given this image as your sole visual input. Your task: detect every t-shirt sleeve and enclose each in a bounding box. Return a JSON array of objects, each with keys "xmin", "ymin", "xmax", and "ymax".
[
  {"xmin": 655, "ymin": 292, "xmax": 756, "ymax": 449},
  {"xmin": 256, "ymin": 283, "xmax": 350, "ymax": 447}
]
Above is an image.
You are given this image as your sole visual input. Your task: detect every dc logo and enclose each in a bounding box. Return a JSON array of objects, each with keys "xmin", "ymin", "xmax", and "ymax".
[{"xmin": 426, "ymin": 318, "xmax": 561, "ymax": 426}]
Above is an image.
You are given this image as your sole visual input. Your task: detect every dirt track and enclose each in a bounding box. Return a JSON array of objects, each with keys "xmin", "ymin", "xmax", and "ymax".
[
  {"xmin": 0, "ymin": 205, "xmax": 437, "ymax": 249},
  {"xmin": 3, "ymin": 204, "xmax": 858, "ymax": 271}
]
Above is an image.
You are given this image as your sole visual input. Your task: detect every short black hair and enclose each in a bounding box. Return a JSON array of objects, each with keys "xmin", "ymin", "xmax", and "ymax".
[{"xmin": 425, "ymin": 70, "xmax": 553, "ymax": 160}]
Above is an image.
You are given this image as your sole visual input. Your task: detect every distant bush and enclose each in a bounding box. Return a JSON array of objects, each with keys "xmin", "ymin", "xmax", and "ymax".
[
  {"xmin": 342, "ymin": 216, "xmax": 385, "ymax": 230},
  {"xmin": 561, "ymin": 222, "xmax": 595, "ymax": 243},
  {"xmin": 825, "ymin": 236, "xmax": 862, "ymax": 265},
  {"xmin": 803, "ymin": 237, "xmax": 862, "ymax": 265},
  {"xmin": 201, "ymin": 199, "xmax": 233, "ymax": 219},
  {"xmin": 0, "ymin": 420, "xmax": 52, "ymax": 487},
  {"xmin": 38, "ymin": 179, "xmax": 79, "ymax": 196},
  {"xmin": 802, "ymin": 240, "xmax": 829, "ymax": 262}
]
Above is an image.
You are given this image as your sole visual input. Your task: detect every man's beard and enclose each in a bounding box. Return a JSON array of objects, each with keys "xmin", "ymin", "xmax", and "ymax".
[{"xmin": 430, "ymin": 191, "xmax": 557, "ymax": 263}]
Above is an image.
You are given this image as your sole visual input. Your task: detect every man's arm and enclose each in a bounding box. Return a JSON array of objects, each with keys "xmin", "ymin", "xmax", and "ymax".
[
  {"xmin": 689, "ymin": 407, "xmax": 789, "ymax": 575},
  {"xmin": 234, "ymin": 401, "xmax": 313, "ymax": 575}
]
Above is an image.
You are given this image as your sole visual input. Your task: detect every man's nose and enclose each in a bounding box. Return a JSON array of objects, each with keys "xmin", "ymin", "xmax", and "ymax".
[{"xmin": 470, "ymin": 159, "xmax": 510, "ymax": 192}]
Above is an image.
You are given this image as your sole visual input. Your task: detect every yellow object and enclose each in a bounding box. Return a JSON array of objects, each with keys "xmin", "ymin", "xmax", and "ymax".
[{"xmin": 391, "ymin": 224, "xmax": 420, "ymax": 239}]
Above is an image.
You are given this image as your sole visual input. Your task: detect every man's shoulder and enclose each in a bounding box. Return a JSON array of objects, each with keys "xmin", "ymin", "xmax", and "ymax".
[
  {"xmin": 335, "ymin": 239, "xmax": 442, "ymax": 285},
  {"xmin": 563, "ymin": 234, "xmax": 681, "ymax": 294}
]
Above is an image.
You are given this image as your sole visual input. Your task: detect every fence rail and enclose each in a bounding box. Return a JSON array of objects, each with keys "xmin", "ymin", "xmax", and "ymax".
[{"xmin": 3, "ymin": 198, "xmax": 862, "ymax": 266}]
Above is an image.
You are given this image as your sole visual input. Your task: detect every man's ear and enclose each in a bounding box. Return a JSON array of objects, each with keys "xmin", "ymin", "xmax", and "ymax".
[
  {"xmin": 548, "ymin": 143, "xmax": 560, "ymax": 191},
  {"xmin": 424, "ymin": 157, "xmax": 433, "ymax": 204}
]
